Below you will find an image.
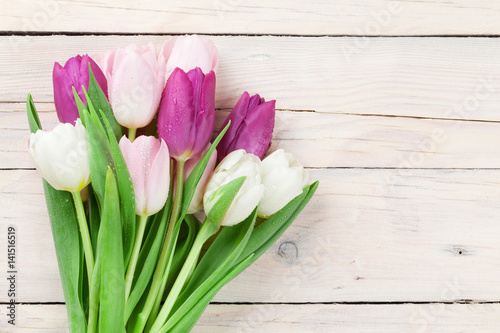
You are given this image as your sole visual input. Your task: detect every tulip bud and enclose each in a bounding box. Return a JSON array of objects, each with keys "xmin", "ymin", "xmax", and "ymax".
[
  {"xmin": 218, "ymin": 91, "xmax": 275, "ymax": 162},
  {"xmin": 99, "ymin": 43, "xmax": 166, "ymax": 129},
  {"xmin": 53, "ymin": 55, "xmax": 108, "ymax": 124},
  {"xmin": 161, "ymin": 35, "xmax": 218, "ymax": 80},
  {"xmin": 258, "ymin": 149, "xmax": 309, "ymax": 218},
  {"xmin": 203, "ymin": 150, "xmax": 263, "ymax": 226},
  {"xmin": 157, "ymin": 67, "xmax": 216, "ymax": 161},
  {"xmin": 29, "ymin": 119, "xmax": 90, "ymax": 192},
  {"xmin": 184, "ymin": 144, "xmax": 217, "ymax": 214},
  {"xmin": 119, "ymin": 136, "xmax": 170, "ymax": 216}
]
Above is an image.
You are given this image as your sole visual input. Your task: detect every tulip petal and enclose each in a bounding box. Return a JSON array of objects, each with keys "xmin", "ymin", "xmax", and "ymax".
[
  {"xmin": 223, "ymin": 183, "xmax": 263, "ymax": 226},
  {"xmin": 164, "ymin": 35, "xmax": 218, "ymax": 79},
  {"xmin": 235, "ymin": 100, "xmax": 276, "ymax": 158},
  {"xmin": 82, "ymin": 55, "xmax": 108, "ymax": 98},
  {"xmin": 119, "ymin": 135, "xmax": 171, "ymax": 216},
  {"xmin": 192, "ymin": 70, "xmax": 216, "ymax": 157},
  {"xmin": 145, "ymin": 139, "xmax": 170, "ymax": 215},
  {"xmin": 204, "ymin": 150, "xmax": 263, "ymax": 226},
  {"xmin": 64, "ymin": 56, "xmax": 83, "ymax": 87},
  {"xmin": 218, "ymin": 92, "xmax": 275, "ymax": 161},
  {"xmin": 29, "ymin": 120, "xmax": 90, "ymax": 191},
  {"xmin": 110, "ymin": 49, "xmax": 157, "ymax": 128},
  {"xmin": 119, "ymin": 136, "xmax": 146, "ymax": 214},
  {"xmin": 157, "ymin": 68, "xmax": 195, "ymax": 159},
  {"xmin": 98, "ymin": 48, "xmax": 117, "ymax": 78},
  {"xmin": 258, "ymin": 149, "xmax": 309, "ymax": 217},
  {"xmin": 218, "ymin": 92, "xmax": 250, "ymax": 158},
  {"xmin": 53, "ymin": 62, "xmax": 81, "ymax": 124}
]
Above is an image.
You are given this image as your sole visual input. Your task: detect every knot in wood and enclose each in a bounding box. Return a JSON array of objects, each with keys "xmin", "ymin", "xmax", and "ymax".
[{"xmin": 277, "ymin": 241, "xmax": 298, "ymax": 263}]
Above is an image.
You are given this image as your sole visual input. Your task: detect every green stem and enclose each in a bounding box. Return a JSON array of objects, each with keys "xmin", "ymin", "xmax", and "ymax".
[
  {"xmin": 128, "ymin": 128, "xmax": 137, "ymax": 142},
  {"xmin": 149, "ymin": 220, "xmax": 217, "ymax": 332},
  {"xmin": 146, "ymin": 254, "xmax": 171, "ymax": 332},
  {"xmin": 87, "ymin": 259, "xmax": 100, "ymax": 333},
  {"xmin": 124, "ymin": 214, "xmax": 148, "ymax": 300},
  {"xmin": 71, "ymin": 191, "xmax": 94, "ymax": 290},
  {"xmin": 131, "ymin": 160, "xmax": 185, "ymax": 333}
]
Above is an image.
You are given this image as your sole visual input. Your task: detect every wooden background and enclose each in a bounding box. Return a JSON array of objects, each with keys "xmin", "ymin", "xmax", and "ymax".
[{"xmin": 2, "ymin": 1, "xmax": 500, "ymax": 331}]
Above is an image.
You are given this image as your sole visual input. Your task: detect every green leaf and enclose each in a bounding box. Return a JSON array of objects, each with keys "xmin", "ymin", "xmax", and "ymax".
[
  {"xmin": 87, "ymin": 185, "xmax": 100, "ymax": 255},
  {"xmin": 180, "ymin": 121, "xmax": 231, "ymax": 218},
  {"xmin": 164, "ymin": 215, "xmax": 199, "ymax": 285},
  {"xmin": 164, "ymin": 255, "xmax": 255, "ymax": 333},
  {"xmin": 27, "ymin": 100, "xmax": 85, "ymax": 332},
  {"xmin": 164, "ymin": 208, "xmax": 257, "ymax": 331},
  {"xmin": 87, "ymin": 64, "xmax": 122, "ymax": 140},
  {"xmin": 205, "ymin": 176, "xmax": 245, "ymax": 226},
  {"xmin": 182, "ymin": 208, "xmax": 256, "ymax": 298},
  {"xmin": 43, "ymin": 181, "xmax": 87, "ymax": 333},
  {"xmin": 165, "ymin": 182, "xmax": 318, "ymax": 332},
  {"xmin": 98, "ymin": 109, "xmax": 136, "ymax": 266},
  {"xmin": 73, "ymin": 87, "xmax": 88, "ymax": 127},
  {"xmin": 148, "ymin": 176, "xmax": 247, "ymax": 331},
  {"xmin": 26, "ymin": 94, "xmax": 42, "ymax": 132},
  {"xmin": 237, "ymin": 181, "xmax": 319, "ymax": 267},
  {"xmin": 124, "ymin": 208, "xmax": 167, "ymax": 322},
  {"xmin": 74, "ymin": 89, "xmax": 114, "ymax": 206},
  {"xmin": 87, "ymin": 257, "xmax": 101, "ymax": 333},
  {"xmin": 97, "ymin": 169, "xmax": 125, "ymax": 333},
  {"xmin": 125, "ymin": 162, "xmax": 174, "ymax": 326}
]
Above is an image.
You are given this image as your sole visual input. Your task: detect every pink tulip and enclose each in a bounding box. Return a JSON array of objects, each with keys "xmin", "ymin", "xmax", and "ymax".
[
  {"xmin": 161, "ymin": 35, "xmax": 218, "ymax": 80},
  {"xmin": 100, "ymin": 43, "xmax": 166, "ymax": 129},
  {"xmin": 119, "ymin": 136, "xmax": 170, "ymax": 216},
  {"xmin": 183, "ymin": 144, "xmax": 218, "ymax": 214},
  {"xmin": 53, "ymin": 55, "xmax": 108, "ymax": 124},
  {"xmin": 157, "ymin": 67, "xmax": 216, "ymax": 161},
  {"xmin": 218, "ymin": 91, "xmax": 275, "ymax": 162}
]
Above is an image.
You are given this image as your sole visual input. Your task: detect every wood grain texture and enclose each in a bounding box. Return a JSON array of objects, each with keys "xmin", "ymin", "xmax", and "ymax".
[
  {"xmin": 1, "ymin": 303, "xmax": 499, "ymax": 332},
  {"xmin": 2, "ymin": 36, "xmax": 500, "ymax": 120},
  {"xmin": 3, "ymin": 6, "xmax": 500, "ymax": 330},
  {"xmin": 4, "ymin": 103, "xmax": 500, "ymax": 169},
  {"xmin": 2, "ymin": 168, "xmax": 500, "ymax": 303},
  {"xmin": 2, "ymin": 0, "xmax": 500, "ymax": 35}
]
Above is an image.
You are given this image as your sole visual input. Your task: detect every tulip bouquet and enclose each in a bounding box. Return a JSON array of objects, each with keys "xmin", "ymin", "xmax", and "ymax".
[{"xmin": 26, "ymin": 35, "xmax": 318, "ymax": 332}]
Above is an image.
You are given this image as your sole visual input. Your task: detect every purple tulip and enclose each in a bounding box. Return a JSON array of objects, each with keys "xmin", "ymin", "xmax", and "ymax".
[
  {"xmin": 157, "ymin": 67, "xmax": 216, "ymax": 161},
  {"xmin": 53, "ymin": 55, "xmax": 108, "ymax": 124},
  {"xmin": 218, "ymin": 91, "xmax": 275, "ymax": 162}
]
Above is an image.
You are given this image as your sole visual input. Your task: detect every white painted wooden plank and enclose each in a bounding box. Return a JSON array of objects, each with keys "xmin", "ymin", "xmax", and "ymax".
[
  {"xmin": 2, "ymin": 36, "xmax": 500, "ymax": 120},
  {"xmin": 2, "ymin": 168, "xmax": 500, "ymax": 303},
  {"xmin": 2, "ymin": 0, "xmax": 500, "ymax": 35},
  {"xmin": 1, "ymin": 303, "xmax": 499, "ymax": 332},
  {"xmin": 4, "ymin": 104, "xmax": 500, "ymax": 169}
]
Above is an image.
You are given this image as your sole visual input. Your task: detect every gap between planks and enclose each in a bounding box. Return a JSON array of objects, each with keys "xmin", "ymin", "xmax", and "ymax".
[
  {"xmin": 6, "ymin": 100, "xmax": 500, "ymax": 125},
  {"xmin": 3, "ymin": 32, "xmax": 500, "ymax": 38}
]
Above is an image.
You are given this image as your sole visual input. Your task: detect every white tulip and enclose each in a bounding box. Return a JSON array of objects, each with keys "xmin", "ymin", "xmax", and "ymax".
[
  {"xmin": 203, "ymin": 150, "xmax": 263, "ymax": 226},
  {"xmin": 258, "ymin": 149, "xmax": 309, "ymax": 217},
  {"xmin": 29, "ymin": 119, "xmax": 91, "ymax": 192}
]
